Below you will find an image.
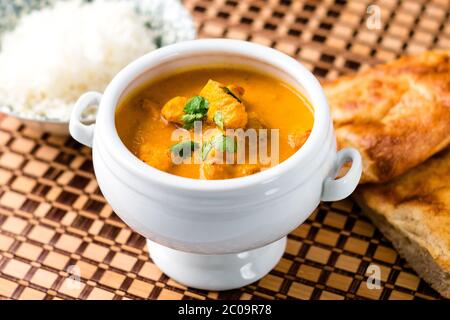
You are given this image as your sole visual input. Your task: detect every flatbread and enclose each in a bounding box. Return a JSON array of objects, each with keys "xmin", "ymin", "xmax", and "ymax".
[
  {"xmin": 324, "ymin": 50, "xmax": 450, "ymax": 183},
  {"xmin": 354, "ymin": 147, "xmax": 450, "ymax": 297}
]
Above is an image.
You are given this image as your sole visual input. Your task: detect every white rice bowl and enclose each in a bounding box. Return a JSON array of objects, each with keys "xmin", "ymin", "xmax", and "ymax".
[{"xmin": 0, "ymin": 0, "xmax": 195, "ymax": 127}]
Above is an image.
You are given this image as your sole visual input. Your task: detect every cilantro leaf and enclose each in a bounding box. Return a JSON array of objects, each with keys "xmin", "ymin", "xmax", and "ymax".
[
  {"xmin": 201, "ymin": 141, "xmax": 213, "ymax": 161},
  {"xmin": 213, "ymin": 111, "xmax": 224, "ymax": 129},
  {"xmin": 213, "ymin": 134, "xmax": 236, "ymax": 153},
  {"xmin": 202, "ymin": 134, "xmax": 237, "ymax": 160},
  {"xmin": 183, "ymin": 96, "xmax": 209, "ymax": 114},
  {"xmin": 182, "ymin": 96, "xmax": 209, "ymax": 129},
  {"xmin": 182, "ymin": 114, "xmax": 204, "ymax": 129},
  {"xmin": 171, "ymin": 141, "xmax": 199, "ymax": 159}
]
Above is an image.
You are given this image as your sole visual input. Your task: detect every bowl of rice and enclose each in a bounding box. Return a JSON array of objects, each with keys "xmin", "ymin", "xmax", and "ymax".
[{"xmin": 0, "ymin": 0, "xmax": 196, "ymax": 135}]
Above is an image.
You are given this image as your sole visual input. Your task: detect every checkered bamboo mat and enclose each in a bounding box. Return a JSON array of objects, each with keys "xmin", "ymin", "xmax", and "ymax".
[{"xmin": 0, "ymin": 0, "xmax": 449, "ymax": 300}]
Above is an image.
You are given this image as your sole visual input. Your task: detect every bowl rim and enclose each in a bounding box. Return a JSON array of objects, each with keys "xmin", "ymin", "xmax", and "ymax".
[{"xmin": 97, "ymin": 39, "xmax": 331, "ymax": 192}]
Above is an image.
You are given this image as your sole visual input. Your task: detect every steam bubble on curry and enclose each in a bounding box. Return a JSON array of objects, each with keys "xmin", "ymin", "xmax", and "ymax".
[{"xmin": 115, "ymin": 66, "xmax": 314, "ymax": 180}]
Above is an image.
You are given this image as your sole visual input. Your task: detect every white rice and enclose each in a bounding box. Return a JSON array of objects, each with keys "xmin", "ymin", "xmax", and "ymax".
[{"xmin": 0, "ymin": 0, "xmax": 157, "ymax": 121}]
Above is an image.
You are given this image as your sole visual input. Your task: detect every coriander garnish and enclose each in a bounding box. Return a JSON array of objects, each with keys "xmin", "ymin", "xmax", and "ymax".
[
  {"xmin": 213, "ymin": 111, "xmax": 224, "ymax": 129},
  {"xmin": 184, "ymin": 96, "xmax": 209, "ymax": 114},
  {"xmin": 221, "ymin": 86, "xmax": 242, "ymax": 103},
  {"xmin": 202, "ymin": 134, "xmax": 236, "ymax": 160},
  {"xmin": 182, "ymin": 96, "xmax": 209, "ymax": 129},
  {"xmin": 214, "ymin": 134, "xmax": 236, "ymax": 153},
  {"xmin": 201, "ymin": 141, "xmax": 214, "ymax": 161},
  {"xmin": 171, "ymin": 141, "xmax": 199, "ymax": 159},
  {"xmin": 181, "ymin": 114, "xmax": 204, "ymax": 129}
]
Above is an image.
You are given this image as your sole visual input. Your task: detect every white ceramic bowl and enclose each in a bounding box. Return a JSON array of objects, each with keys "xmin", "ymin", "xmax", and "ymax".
[{"xmin": 70, "ymin": 39, "xmax": 362, "ymax": 291}]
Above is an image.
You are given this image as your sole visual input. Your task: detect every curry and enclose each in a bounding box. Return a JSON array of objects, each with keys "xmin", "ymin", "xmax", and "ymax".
[{"xmin": 115, "ymin": 66, "xmax": 314, "ymax": 180}]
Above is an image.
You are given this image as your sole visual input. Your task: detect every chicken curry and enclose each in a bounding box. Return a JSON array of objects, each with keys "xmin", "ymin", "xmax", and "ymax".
[{"xmin": 116, "ymin": 66, "xmax": 314, "ymax": 180}]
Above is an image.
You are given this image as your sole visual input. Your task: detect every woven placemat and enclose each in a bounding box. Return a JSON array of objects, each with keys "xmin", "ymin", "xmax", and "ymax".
[{"xmin": 0, "ymin": 0, "xmax": 449, "ymax": 300}]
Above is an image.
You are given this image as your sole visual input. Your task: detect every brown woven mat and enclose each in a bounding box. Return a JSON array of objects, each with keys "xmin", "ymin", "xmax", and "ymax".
[{"xmin": 0, "ymin": 0, "xmax": 449, "ymax": 300}]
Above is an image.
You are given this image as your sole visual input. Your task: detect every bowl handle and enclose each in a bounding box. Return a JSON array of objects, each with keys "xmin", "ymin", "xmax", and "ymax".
[
  {"xmin": 69, "ymin": 92, "xmax": 102, "ymax": 148},
  {"xmin": 321, "ymin": 147, "xmax": 362, "ymax": 202}
]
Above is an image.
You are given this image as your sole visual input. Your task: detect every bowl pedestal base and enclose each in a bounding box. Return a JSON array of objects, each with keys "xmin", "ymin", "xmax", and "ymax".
[{"xmin": 146, "ymin": 237, "xmax": 287, "ymax": 291}]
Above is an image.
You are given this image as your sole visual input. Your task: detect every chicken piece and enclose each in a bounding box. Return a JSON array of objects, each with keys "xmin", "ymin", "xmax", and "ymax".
[
  {"xmin": 200, "ymin": 80, "xmax": 248, "ymax": 129},
  {"xmin": 237, "ymin": 163, "xmax": 261, "ymax": 176},
  {"xmin": 200, "ymin": 129, "xmax": 261, "ymax": 179},
  {"xmin": 138, "ymin": 142, "xmax": 173, "ymax": 172},
  {"xmin": 161, "ymin": 96, "xmax": 187, "ymax": 125},
  {"xmin": 246, "ymin": 111, "xmax": 266, "ymax": 130},
  {"xmin": 201, "ymin": 144, "xmax": 260, "ymax": 179},
  {"xmin": 141, "ymin": 99, "xmax": 161, "ymax": 120},
  {"xmin": 287, "ymin": 129, "xmax": 311, "ymax": 149}
]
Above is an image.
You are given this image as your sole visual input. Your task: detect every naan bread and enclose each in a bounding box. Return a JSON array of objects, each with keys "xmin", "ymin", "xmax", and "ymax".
[
  {"xmin": 354, "ymin": 147, "xmax": 450, "ymax": 298},
  {"xmin": 324, "ymin": 51, "xmax": 450, "ymax": 183}
]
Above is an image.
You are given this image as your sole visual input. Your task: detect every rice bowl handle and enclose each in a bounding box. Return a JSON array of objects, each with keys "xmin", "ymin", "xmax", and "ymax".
[{"xmin": 70, "ymin": 91, "xmax": 102, "ymax": 148}]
